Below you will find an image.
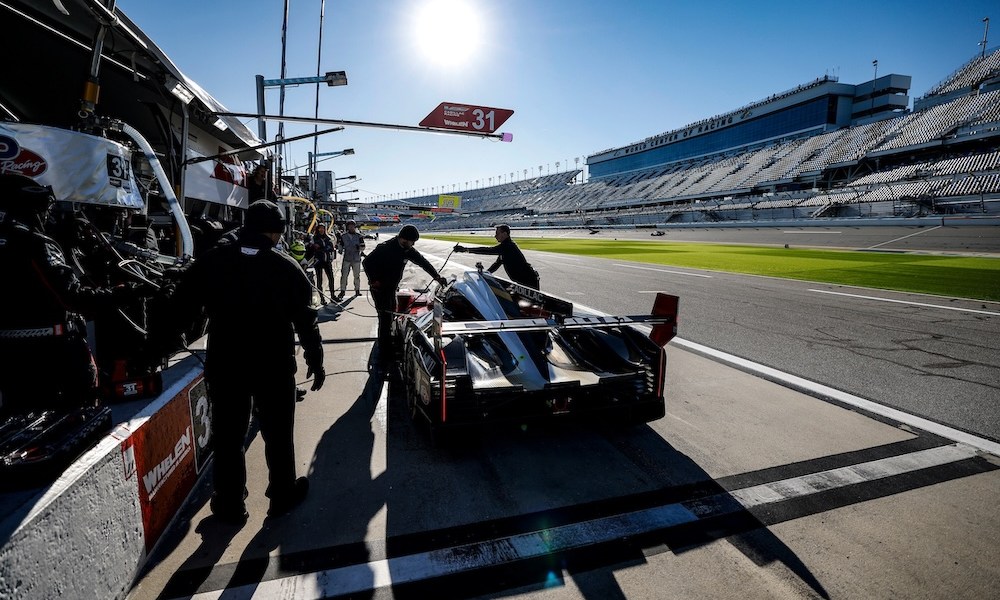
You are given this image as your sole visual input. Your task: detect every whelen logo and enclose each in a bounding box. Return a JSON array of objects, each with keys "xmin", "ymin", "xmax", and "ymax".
[
  {"xmin": 0, "ymin": 148, "xmax": 47, "ymax": 178},
  {"xmin": 141, "ymin": 426, "xmax": 192, "ymax": 498}
]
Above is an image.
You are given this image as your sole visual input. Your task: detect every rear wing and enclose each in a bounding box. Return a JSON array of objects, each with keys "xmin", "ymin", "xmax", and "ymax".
[{"xmin": 436, "ymin": 292, "xmax": 679, "ymax": 347}]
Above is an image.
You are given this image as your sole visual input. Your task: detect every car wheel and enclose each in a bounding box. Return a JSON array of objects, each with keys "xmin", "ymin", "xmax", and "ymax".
[{"xmin": 401, "ymin": 362, "xmax": 418, "ymax": 421}]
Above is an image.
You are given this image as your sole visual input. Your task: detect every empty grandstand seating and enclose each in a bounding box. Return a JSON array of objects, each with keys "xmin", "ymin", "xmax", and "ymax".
[{"xmin": 375, "ymin": 48, "xmax": 1000, "ymax": 231}]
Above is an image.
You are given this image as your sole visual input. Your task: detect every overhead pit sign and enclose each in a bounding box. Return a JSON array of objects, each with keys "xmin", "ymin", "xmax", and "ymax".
[{"xmin": 420, "ymin": 102, "xmax": 513, "ymax": 133}]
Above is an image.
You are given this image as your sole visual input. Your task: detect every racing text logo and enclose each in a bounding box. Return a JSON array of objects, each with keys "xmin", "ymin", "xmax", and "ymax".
[{"xmin": 0, "ymin": 135, "xmax": 47, "ymax": 177}]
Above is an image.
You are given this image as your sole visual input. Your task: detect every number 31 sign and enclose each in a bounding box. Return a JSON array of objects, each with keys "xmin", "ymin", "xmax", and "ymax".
[{"xmin": 419, "ymin": 102, "xmax": 514, "ymax": 134}]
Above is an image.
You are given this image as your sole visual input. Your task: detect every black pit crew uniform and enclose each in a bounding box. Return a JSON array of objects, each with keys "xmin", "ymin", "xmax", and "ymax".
[
  {"xmin": 166, "ymin": 205, "xmax": 324, "ymax": 520},
  {"xmin": 458, "ymin": 237, "xmax": 539, "ymax": 289},
  {"xmin": 362, "ymin": 231, "xmax": 446, "ymax": 362},
  {"xmin": 0, "ymin": 176, "xmax": 125, "ymax": 414}
]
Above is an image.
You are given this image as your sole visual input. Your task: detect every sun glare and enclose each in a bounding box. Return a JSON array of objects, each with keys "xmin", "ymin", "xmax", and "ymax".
[{"xmin": 411, "ymin": 0, "xmax": 484, "ymax": 68}]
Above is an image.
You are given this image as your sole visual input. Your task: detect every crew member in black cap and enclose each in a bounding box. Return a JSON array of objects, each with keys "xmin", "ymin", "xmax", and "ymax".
[
  {"xmin": 362, "ymin": 224, "xmax": 447, "ymax": 364},
  {"xmin": 163, "ymin": 199, "xmax": 325, "ymax": 524},
  {"xmin": 454, "ymin": 224, "xmax": 539, "ymax": 289},
  {"xmin": 0, "ymin": 173, "xmax": 135, "ymax": 415}
]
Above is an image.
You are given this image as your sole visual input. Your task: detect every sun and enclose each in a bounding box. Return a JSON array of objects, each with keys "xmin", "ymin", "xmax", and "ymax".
[{"xmin": 411, "ymin": 0, "xmax": 484, "ymax": 68}]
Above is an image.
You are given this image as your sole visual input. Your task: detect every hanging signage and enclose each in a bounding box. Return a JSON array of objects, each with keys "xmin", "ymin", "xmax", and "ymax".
[{"xmin": 419, "ymin": 102, "xmax": 513, "ymax": 133}]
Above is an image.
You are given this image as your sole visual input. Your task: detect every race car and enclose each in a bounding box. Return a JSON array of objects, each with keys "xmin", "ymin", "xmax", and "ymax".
[{"xmin": 391, "ymin": 267, "xmax": 679, "ymax": 442}]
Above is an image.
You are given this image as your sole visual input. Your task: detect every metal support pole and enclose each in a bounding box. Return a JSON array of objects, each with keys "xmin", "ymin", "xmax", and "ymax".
[
  {"xmin": 307, "ymin": 151, "xmax": 314, "ymax": 198},
  {"xmin": 255, "ymin": 74, "xmax": 267, "ymax": 141},
  {"xmin": 178, "ymin": 101, "xmax": 189, "ymax": 213}
]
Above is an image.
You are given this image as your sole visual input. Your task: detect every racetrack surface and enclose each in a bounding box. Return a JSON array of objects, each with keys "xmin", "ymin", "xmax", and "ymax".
[
  {"xmin": 127, "ymin": 227, "xmax": 1000, "ymax": 600},
  {"xmin": 446, "ymin": 224, "xmax": 1000, "ymax": 256},
  {"xmin": 443, "ymin": 226, "xmax": 1000, "ymax": 442}
]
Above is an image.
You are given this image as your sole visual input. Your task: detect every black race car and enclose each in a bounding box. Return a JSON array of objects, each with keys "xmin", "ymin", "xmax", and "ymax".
[{"xmin": 391, "ymin": 268, "xmax": 678, "ymax": 441}]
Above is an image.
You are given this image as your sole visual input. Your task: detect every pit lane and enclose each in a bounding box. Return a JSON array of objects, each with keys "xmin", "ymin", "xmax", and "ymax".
[{"xmin": 127, "ymin": 230, "xmax": 1000, "ymax": 600}]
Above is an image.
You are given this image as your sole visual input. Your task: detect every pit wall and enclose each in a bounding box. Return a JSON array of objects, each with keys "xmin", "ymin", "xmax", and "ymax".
[{"xmin": 0, "ymin": 355, "xmax": 210, "ymax": 600}]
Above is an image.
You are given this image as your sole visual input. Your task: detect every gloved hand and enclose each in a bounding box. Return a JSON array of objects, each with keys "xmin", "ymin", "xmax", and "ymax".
[
  {"xmin": 436, "ymin": 276, "xmax": 449, "ymax": 287},
  {"xmin": 307, "ymin": 364, "xmax": 326, "ymax": 391},
  {"xmin": 454, "ymin": 244, "xmax": 466, "ymax": 252},
  {"xmin": 369, "ymin": 280, "xmax": 381, "ymax": 292}
]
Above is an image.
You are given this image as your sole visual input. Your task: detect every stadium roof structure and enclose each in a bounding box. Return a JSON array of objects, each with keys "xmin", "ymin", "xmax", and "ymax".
[{"xmin": 587, "ymin": 73, "xmax": 912, "ymax": 179}]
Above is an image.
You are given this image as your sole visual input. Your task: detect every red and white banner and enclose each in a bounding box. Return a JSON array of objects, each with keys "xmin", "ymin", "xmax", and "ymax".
[
  {"xmin": 419, "ymin": 102, "xmax": 513, "ymax": 133},
  {"xmin": 185, "ymin": 146, "xmax": 249, "ymax": 208},
  {"xmin": 121, "ymin": 372, "xmax": 211, "ymax": 551}
]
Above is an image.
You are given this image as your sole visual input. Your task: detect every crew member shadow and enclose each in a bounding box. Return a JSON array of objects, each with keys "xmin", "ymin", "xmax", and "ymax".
[
  {"xmin": 208, "ymin": 348, "xmax": 389, "ymax": 600},
  {"xmin": 376, "ymin": 396, "xmax": 831, "ymax": 600},
  {"xmin": 316, "ymin": 293, "xmax": 376, "ymax": 326},
  {"xmin": 148, "ymin": 417, "xmax": 270, "ymax": 600},
  {"xmin": 150, "ymin": 508, "xmax": 244, "ymax": 600}
]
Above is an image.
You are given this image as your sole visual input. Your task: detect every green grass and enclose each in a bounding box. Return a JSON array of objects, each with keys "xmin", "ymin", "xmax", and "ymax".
[{"xmin": 429, "ymin": 235, "xmax": 1000, "ymax": 301}]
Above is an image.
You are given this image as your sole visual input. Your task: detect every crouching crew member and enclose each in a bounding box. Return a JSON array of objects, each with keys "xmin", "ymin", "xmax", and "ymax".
[
  {"xmin": 163, "ymin": 200, "xmax": 325, "ymax": 524},
  {"xmin": 362, "ymin": 225, "xmax": 447, "ymax": 364},
  {"xmin": 0, "ymin": 174, "xmax": 136, "ymax": 415},
  {"xmin": 454, "ymin": 224, "xmax": 540, "ymax": 289}
]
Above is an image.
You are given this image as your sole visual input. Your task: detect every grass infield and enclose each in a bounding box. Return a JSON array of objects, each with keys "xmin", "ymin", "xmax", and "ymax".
[{"xmin": 429, "ymin": 235, "xmax": 1000, "ymax": 302}]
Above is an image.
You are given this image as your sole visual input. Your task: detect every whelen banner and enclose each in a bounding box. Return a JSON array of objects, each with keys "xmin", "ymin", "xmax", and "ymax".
[{"xmin": 121, "ymin": 364, "xmax": 212, "ymax": 552}]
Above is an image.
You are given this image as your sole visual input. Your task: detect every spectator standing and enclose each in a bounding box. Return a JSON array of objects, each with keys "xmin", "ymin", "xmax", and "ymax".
[
  {"xmin": 454, "ymin": 224, "xmax": 540, "ymax": 289},
  {"xmin": 336, "ymin": 219, "xmax": 366, "ymax": 300},
  {"xmin": 311, "ymin": 224, "xmax": 336, "ymax": 303},
  {"xmin": 164, "ymin": 200, "xmax": 325, "ymax": 524},
  {"xmin": 362, "ymin": 225, "xmax": 447, "ymax": 364}
]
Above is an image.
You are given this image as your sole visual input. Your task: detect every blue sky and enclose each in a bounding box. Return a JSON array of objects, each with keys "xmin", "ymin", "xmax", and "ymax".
[{"xmin": 117, "ymin": 0, "xmax": 994, "ymax": 203}]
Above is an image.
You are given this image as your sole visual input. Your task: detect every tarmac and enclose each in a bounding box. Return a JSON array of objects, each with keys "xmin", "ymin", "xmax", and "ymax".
[{"xmin": 124, "ymin": 246, "xmax": 1000, "ymax": 600}]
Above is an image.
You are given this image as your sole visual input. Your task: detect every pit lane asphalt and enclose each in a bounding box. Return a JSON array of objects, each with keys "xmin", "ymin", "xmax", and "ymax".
[{"xmin": 126, "ymin": 230, "xmax": 1000, "ymax": 600}]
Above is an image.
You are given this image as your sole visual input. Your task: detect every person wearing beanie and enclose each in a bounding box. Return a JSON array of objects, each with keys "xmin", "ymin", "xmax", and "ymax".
[
  {"xmin": 362, "ymin": 224, "xmax": 447, "ymax": 365},
  {"xmin": 160, "ymin": 199, "xmax": 325, "ymax": 523},
  {"xmin": 454, "ymin": 224, "xmax": 540, "ymax": 289},
  {"xmin": 309, "ymin": 223, "xmax": 337, "ymax": 303},
  {"xmin": 0, "ymin": 173, "xmax": 137, "ymax": 413}
]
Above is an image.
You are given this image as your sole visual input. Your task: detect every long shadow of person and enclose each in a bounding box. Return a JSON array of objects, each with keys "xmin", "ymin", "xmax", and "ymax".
[
  {"xmin": 151, "ymin": 509, "xmax": 244, "ymax": 600},
  {"xmin": 377, "ymin": 404, "xmax": 832, "ymax": 599},
  {"xmin": 207, "ymin": 348, "xmax": 389, "ymax": 600}
]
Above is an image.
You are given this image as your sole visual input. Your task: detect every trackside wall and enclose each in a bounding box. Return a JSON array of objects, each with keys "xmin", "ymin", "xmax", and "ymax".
[{"xmin": 0, "ymin": 355, "xmax": 209, "ymax": 600}]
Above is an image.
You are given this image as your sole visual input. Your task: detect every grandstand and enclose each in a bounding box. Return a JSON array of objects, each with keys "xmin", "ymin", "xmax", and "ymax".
[{"xmin": 359, "ymin": 48, "xmax": 1000, "ymax": 231}]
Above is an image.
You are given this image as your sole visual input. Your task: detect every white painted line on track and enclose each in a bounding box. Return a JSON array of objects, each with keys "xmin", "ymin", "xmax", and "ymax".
[
  {"xmin": 613, "ymin": 264, "xmax": 713, "ymax": 278},
  {"xmin": 867, "ymin": 225, "xmax": 942, "ymax": 249},
  {"xmin": 809, "ymin": 289, "xmax": 1000, "ymax": 316},
  {"xmin": 671, "ymin": 337, "xmax": 1000, "ymax": 457},
  {"xmin": 782, "ymin": 230, "xmax": 842, "ymax": 234},
  {"xmin": 185, "ymin": 442, "xmax": 980, "ymax": 600},
  {"xmin": 547, "ymin": 261, "xmax": 618, "ymax": 273}
]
